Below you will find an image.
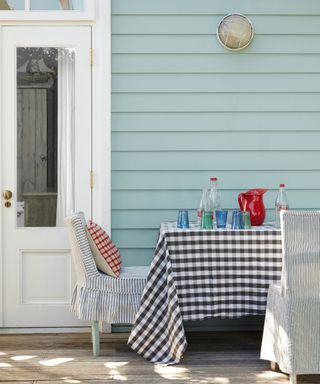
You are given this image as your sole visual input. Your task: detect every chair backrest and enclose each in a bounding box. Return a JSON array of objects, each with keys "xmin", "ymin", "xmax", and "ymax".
[
  {"xmin": 281, "ymin": 210, "xmax": 320, "ymax": 299},
  {"xmin": 65, "ymin": 212, "xmax": 98, "ymax": 284}
]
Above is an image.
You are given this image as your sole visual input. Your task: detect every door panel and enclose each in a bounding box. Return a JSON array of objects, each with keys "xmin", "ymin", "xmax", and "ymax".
[{"xmin": 1, "ymin": 26, "xmax": 91, "ymax": 327}]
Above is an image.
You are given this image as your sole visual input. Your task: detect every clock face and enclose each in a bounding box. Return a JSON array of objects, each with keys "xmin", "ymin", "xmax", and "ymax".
[{"xmin": 217, "ymin": 14, "xmax": 254, "ymax": 51}]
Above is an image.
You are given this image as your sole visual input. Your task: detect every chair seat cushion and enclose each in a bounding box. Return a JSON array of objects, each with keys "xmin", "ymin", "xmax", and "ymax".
[
  {"xmin": 118, "ymin": 266, "xmax": 150, "ymax": 278},
  {"xmin": 71, "ymin": 266, "xmax": 149, "ymax": 323}
]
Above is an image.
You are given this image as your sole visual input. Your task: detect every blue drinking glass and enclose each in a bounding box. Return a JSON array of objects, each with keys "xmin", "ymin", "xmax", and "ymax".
[
  {"xmin": 215, "ymin": 210, "xmax": 228, "ymax": 228},
  {"xmin": 232, "ymin": 210, "xmax": 243, "ymax": 229},
  {"xmin": 177, "ymin": 209, "xmax": 189, "ymax": 229}
]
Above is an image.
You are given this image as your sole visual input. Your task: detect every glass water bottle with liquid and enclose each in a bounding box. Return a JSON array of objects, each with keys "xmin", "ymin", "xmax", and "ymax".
[{"xmin": 275, "ymin": 183, "xmax": 289, "ymax": 228}]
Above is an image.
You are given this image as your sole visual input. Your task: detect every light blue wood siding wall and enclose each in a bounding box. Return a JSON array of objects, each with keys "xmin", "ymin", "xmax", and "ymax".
[{"xmin": 111, "ymin": 0, "xmax": 320, "ymax": 266}]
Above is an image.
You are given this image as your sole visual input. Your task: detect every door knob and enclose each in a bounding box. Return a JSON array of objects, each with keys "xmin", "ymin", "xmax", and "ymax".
[
  {"xmin": 3, "ymin": 190, "xmax": 12, "ymax": 207},
  {"xmin": 3, "ymin": 190, "xmax": 12, "ymax": 200}
]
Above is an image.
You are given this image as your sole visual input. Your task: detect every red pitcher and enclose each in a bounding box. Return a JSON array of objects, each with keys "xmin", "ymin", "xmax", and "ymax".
[{"xmin": 238, "ymin": 189, "xmax": 268, "ymax": 226}]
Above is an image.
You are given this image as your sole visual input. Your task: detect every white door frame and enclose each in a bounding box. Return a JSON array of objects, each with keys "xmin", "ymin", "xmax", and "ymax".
[
  {"xmin": 91, "ymin": 0, "xmax": 112, "ymax": 233},
  {"xmin": 0, "ymin": 0, "xmax": 111, "ymax": 327}
]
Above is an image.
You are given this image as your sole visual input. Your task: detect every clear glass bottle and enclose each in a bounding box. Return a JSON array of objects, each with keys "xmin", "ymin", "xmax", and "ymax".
[
  {"xmin": 209, "ymin": 177, "xmax": 221, "ymax": 225},
  {"xmin": 201, "ymin": 189, "xmax": 214, "ymax": 229},
  {"xmin": 197, "ymin": 189, "xmax": 206, "ymax": 226},
  {"xmin": 275, "ymin": 183, "xmax": 289, "ymax": 228}
]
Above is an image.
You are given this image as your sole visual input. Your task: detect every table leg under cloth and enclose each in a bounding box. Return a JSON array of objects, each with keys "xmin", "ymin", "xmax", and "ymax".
[{"xmin": 128, "ymin": 224, "xmax": 282, "ymax": 365}]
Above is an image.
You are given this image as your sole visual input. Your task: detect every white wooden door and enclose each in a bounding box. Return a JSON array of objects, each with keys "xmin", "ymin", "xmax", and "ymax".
[{"xmin": 1, "ymin": 26, "xmax": 92, "ymax": 327}]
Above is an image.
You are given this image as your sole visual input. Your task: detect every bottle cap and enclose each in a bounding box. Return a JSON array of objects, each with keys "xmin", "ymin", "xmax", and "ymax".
[
  {"xmin": 280, "ymin": 184, "xmax": 285, "ymax": 188},
  {"xmin": 210, "ymin": 177, "xmax": 218, "ymax": 181}
]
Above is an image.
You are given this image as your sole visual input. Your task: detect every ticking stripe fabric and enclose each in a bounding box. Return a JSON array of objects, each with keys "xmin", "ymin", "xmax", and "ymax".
[
  {"xmin": 261, "ymin": 211, "xmax": 320, "ymax": 375},
  {"xmin": 128, "ymin": 222, "xmax": 282, "ymax": 365},
  {"xmin": 65, "ymin": 212, "xmax": 148, "ymax": 323}
]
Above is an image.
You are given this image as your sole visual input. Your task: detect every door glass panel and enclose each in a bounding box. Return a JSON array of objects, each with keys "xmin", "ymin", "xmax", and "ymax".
[
  {"xmin": 17, "ymin": 47, "xmax": 75, "ymax": 227},
  {"xmin": 30, "ymin": 0, "xmax": 84, "ymax": 10},
  {"xmin": 0, "ymin": 0, "xmax": 24, "ymax": 10}
]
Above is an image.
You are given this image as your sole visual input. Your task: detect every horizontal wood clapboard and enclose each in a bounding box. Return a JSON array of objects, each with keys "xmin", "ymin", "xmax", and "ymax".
[
  {"xmin": 112, "ymin": 0, "xmax": 320, "ymax": 15},
  {"xmin": 112, "ymin": 131, "xmax": 320, "ymax": 150},
  {"xmin": 112, "ymin": 35, "xmax": 320, "ymax": 54},
  {"xmin": 113, "ymin": 54, "xmax": 320, "ymax": 74},
  {"xmin": 112, "ymin": 15, "xmax": 320, "ymax": 35},
  {"xmin": 113, "ymin": 74, "xmax": 320, "ymax": 93},
  {"xmin": 112, "ymin": 112, "xmax": 320, "ymax": 132}
]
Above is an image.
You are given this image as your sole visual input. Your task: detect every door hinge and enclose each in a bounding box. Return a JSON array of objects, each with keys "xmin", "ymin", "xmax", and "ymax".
[
  {"xmin": 90, "ymin": 48, "xmax": 93, "ymax": 65},
  {"xmin": 90, "ymin": 171, "xmax": 94, "ymax": 189}
]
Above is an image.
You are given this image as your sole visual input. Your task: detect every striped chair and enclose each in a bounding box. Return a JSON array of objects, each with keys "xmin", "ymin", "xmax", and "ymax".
[
  {"xmin": 65, "ymin": 212, "xmax": 149, "ymax": 356},
  {"xmin": 260, "ymin": 211, "xmax": 320, "ymax": 384}
]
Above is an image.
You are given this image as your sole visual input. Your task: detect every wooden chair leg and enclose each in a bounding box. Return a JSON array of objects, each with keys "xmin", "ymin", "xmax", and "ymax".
[
  {"xmin": 91, "ymin": 320, "xmax": 100, "ymax": 357},
  {"xmin": 289, "ymin": 374, "xmax": 297, "ymax": 384}
]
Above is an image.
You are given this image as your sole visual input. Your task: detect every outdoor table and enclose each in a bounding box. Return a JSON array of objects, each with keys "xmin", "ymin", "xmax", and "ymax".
[{"xmin": 128, "ymin": 222, "xmax": 282, "ymax": 365}]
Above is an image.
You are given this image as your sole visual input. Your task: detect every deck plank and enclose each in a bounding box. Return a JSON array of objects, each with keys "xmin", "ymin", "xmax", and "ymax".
[{"xmin": 0, "ymin": 332, "xmax": 319, "ymax": 383}]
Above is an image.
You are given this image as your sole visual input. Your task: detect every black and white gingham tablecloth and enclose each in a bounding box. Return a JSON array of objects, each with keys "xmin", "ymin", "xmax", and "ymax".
[{"xmin": 128, "ymin": 222, "xmax": 282, "ymax": 365}]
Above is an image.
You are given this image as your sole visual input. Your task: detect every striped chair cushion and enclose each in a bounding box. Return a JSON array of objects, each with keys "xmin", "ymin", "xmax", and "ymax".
[{"xmin": 86, "ymin": 221, "xmax": 121, "ymax": 277}]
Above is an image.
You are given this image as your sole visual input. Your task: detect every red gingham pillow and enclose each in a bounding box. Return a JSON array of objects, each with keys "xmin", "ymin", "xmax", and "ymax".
[{"xmin": 86, "ymin": 220, "xmax": 121, "ymax": 277}]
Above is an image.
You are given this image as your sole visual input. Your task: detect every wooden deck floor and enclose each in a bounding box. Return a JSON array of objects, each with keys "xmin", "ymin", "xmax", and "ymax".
[{"xmin": 0, "ymin": 331, "xmax": 319, "ymax": 384}]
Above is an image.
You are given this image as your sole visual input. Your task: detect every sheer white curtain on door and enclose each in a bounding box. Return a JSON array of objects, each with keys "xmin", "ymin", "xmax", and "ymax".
[{"xmin": 56, "ymin": 49, "xmax": 75, "ymax": 226}]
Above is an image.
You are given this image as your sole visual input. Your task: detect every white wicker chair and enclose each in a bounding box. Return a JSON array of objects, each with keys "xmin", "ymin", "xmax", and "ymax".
[
  {"xmin": 260, "ymin": 211, "xmax": 320, "ymax": 384},
  {"xmin": 65, "ymin": 212, "xmax": 148, "ymax": 356}
]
